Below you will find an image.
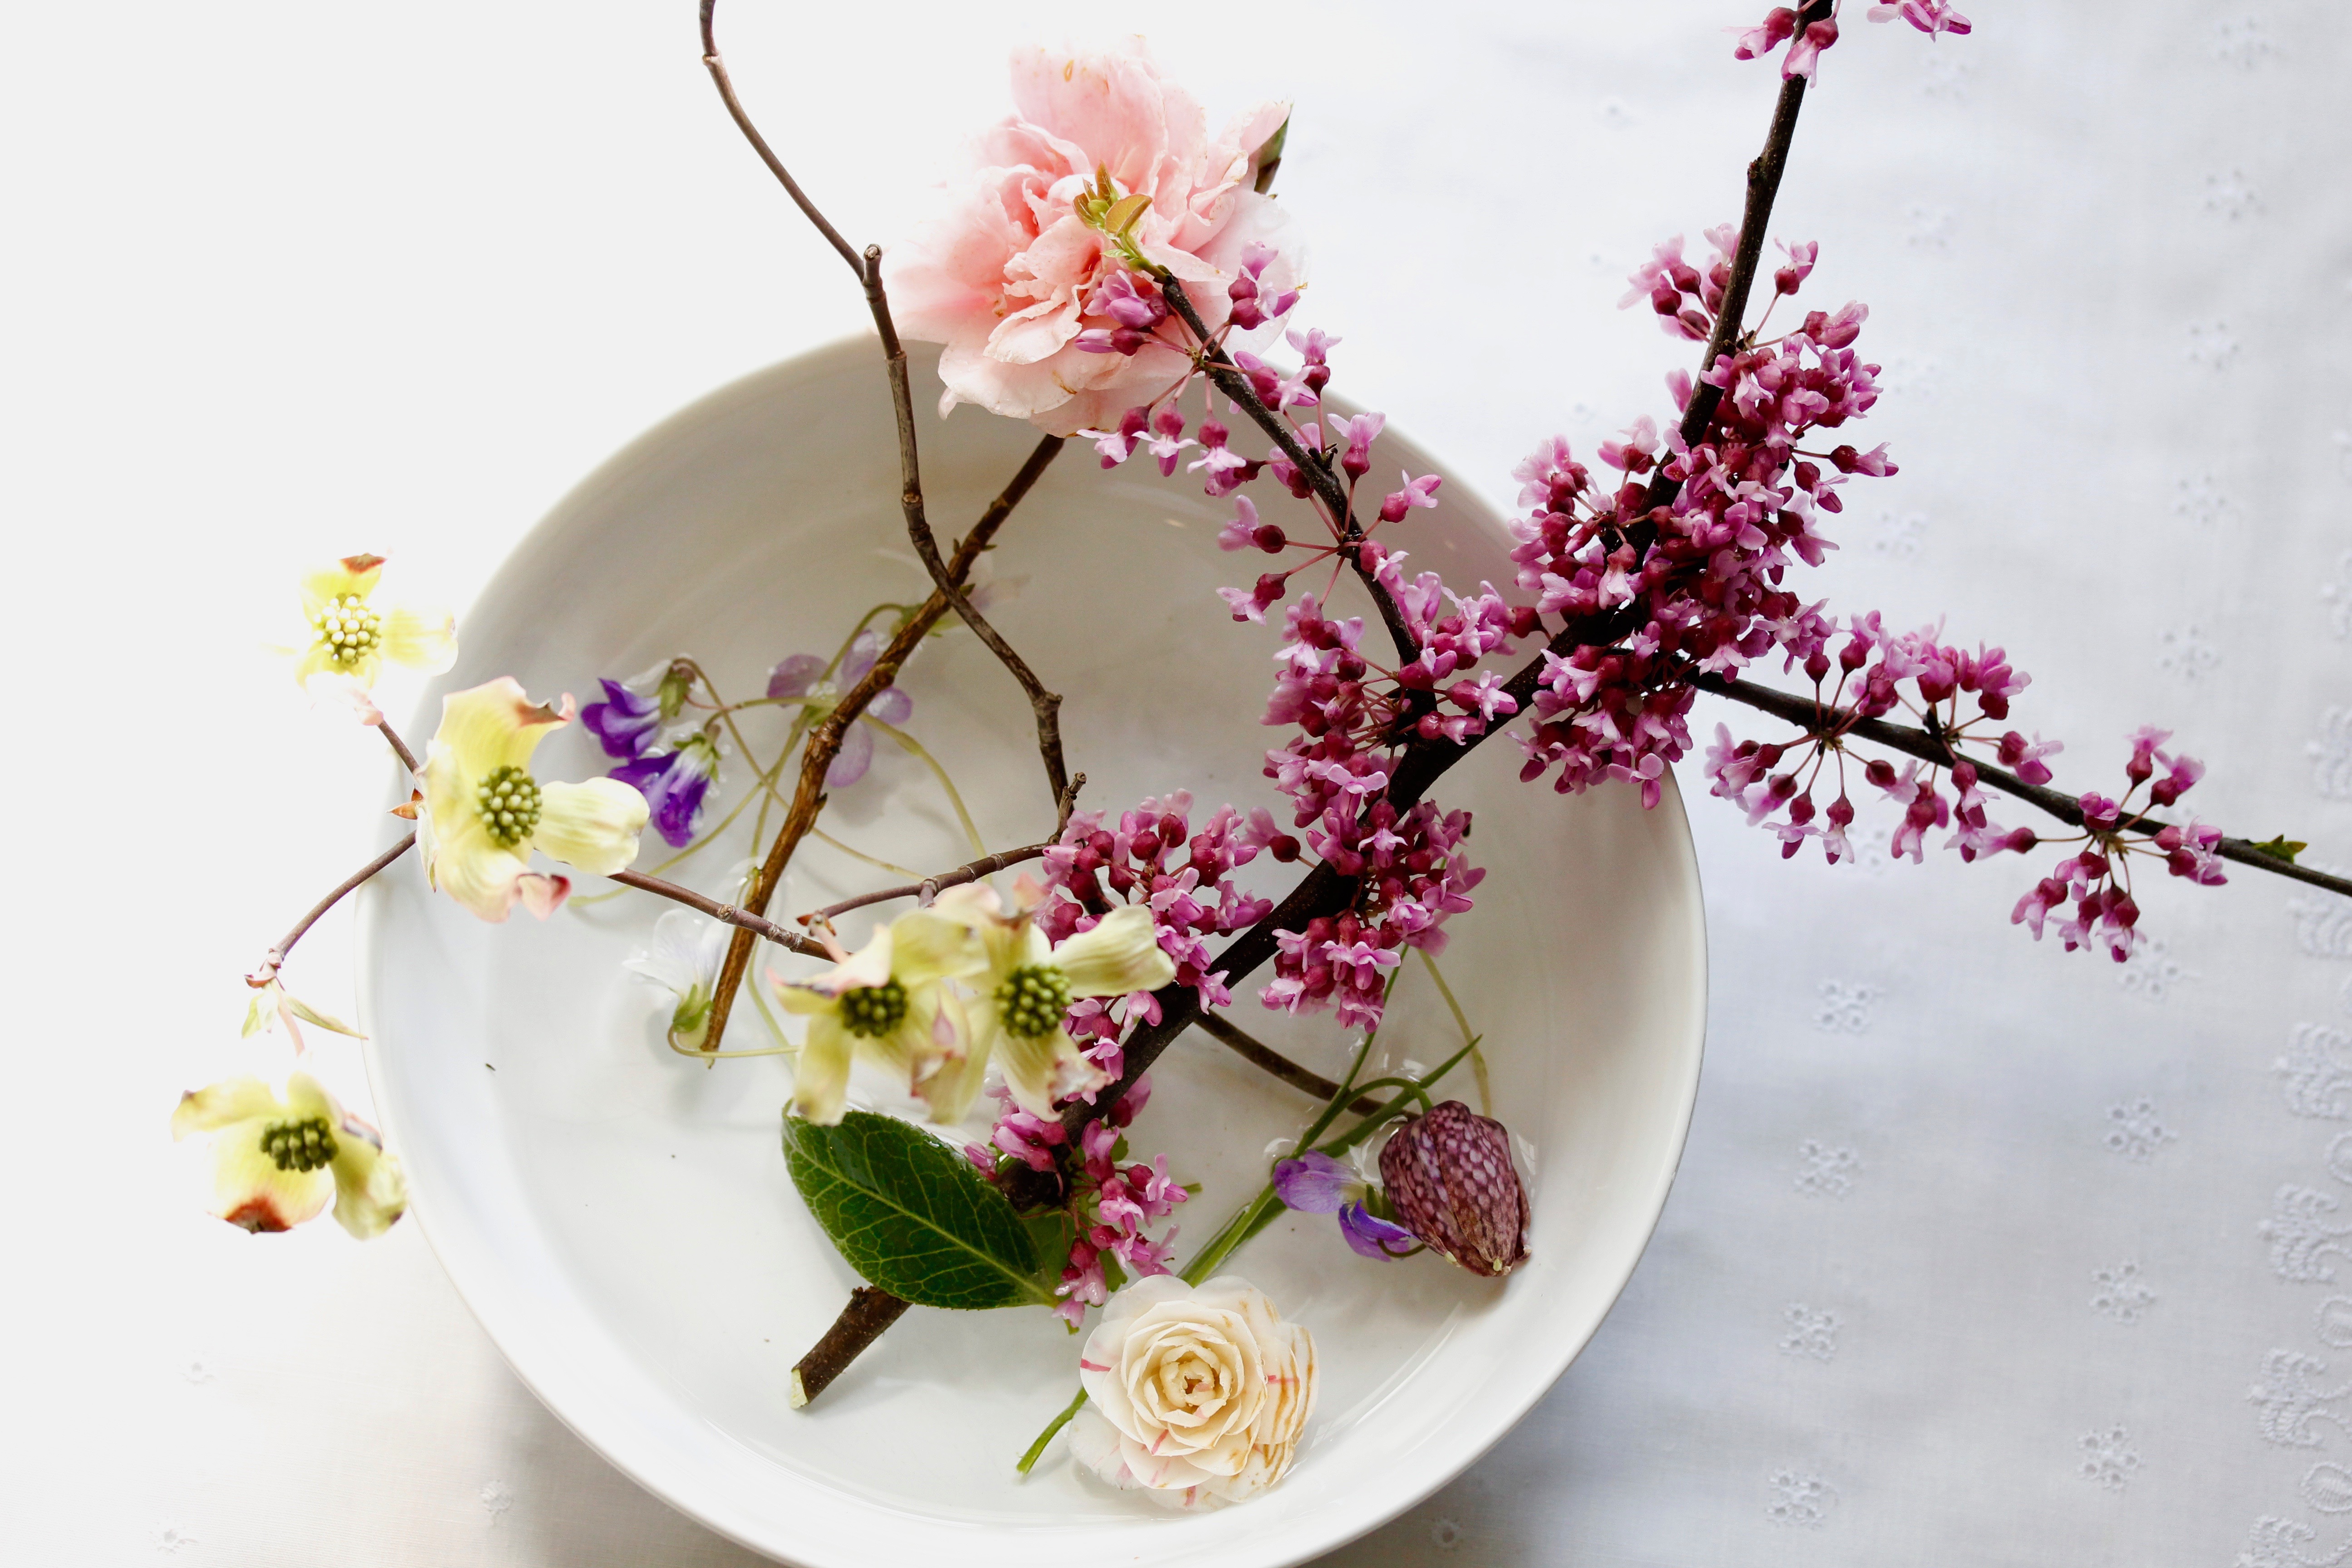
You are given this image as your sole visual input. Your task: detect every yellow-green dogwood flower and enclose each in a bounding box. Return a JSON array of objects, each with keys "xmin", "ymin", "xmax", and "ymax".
[
  {"xmin": 288, "ymin": 554, "xmax": 456, "ymax": 691},
  {"xmin": 774, "ymin": 914, "xmax": 985, "ymax": 1125},
  {"xmin": 924, "ymin": 888, "xmax": 1176, "ymax": 1122},
  {"xmin": 419, "ymin": 677, "xmax": 649, "ymax": 921},
  {"xmin": 171, "ymin": 1073, "xmax": 407, "ymax": 1238}
]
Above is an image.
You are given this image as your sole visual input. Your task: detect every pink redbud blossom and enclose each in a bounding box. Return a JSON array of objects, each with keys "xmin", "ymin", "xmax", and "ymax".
[{"xmin": 1869, "ymin": 0, "xmax": 1972, "ymax": 37}]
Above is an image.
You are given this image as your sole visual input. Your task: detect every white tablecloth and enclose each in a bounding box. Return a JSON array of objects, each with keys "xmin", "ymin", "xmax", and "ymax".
[{"xmin": 8, "ymin": 1, "xmax": 2348, "ymax": 1562}]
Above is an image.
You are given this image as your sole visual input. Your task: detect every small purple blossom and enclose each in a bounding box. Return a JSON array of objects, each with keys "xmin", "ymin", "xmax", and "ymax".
[
  {"xmin": 581, "ymin": 677, "xmax": 663, "ymax": 760},
  {"xmin": 612, "ymin": 734, "xmax": 721, "ymax": 848},
  {"xmin": 1272, "ymin": 1149, "xmax": 1355, "ymax": 1213},
  {"xmin": 1338, "ymin": 1201, "xmax": 1419, "ymax": 1260},
  {"xmin": 766, "ymin": 630, "xmax": 913, "ymax": 788}
]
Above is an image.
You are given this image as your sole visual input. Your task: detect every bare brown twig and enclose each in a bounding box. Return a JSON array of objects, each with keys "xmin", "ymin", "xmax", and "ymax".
[
  {"xmin": 862, "ymin": 245, "xmax": 1071, "ymax": 804},
  {"xmin": 377, "ymin": 717, "xmax": 421, "ymax": 775},
  {"xmin": 1189, "ymin": 1010, "xmax": 1382, "ymax": 1116},
  {"xmin": 607, "ymin": 869, "xmax": 833, "ymax": 960},
  {"xmin": 260, "ymin": 832, "xmax": 418, "ymax": 974}
]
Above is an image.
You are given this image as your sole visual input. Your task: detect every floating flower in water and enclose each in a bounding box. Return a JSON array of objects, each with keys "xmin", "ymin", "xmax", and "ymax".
[
  {"xmin": 1271, "ymin": 1148, "xmax": 1417, "ymax": 1259},
  {"xmin": 772, "ymin": 913, "xmax": 984, "ymax": 1124},
  {"xmin": 171, "ymin": 1073, "xmax": 407, "ymax": 1238},
  {"xmin": 882, "ymin": 40, "xmax": 1294, "ymax": 434},
  {"xmin": 1067, "ymin": 1274, "xmax": 1318, "ymax": 1508},
  {"xmin": 626, "ymin": 908, "xmax": 730, "ymax": 1052},
  {"xmin": 769, "ymin": 628, "xmax": 914, "ymax": 789},
  {"xmin": 417, "ymin": 677, "xmax": 649, "ymax": 921},
  {"xmin": 283, "ymin": 554, "xmax": 456, "ymax": 696},
  {"xmin": 925, "ymin": 887, "xmax": 1175, "ymax": 1121},
  {"xmin": 1377, "ymin": 1101, "xmax": 1529, "ymax": 1277}
]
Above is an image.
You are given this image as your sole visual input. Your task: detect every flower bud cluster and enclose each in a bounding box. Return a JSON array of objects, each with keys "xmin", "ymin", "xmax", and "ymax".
[
  {"xmin": 1034, "ymin": 792, "xmax": 1279, "ymax": 1059},
  {"xmin": 978, "ymin": 1080, "xmax": 1182, "ymax": 1329}
]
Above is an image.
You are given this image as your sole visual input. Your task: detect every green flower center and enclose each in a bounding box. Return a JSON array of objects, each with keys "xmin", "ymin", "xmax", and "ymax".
[
  {"xmin": 475, "ymin": 765, "xmax": 542, "ymax": 848},
  {"xmin": 259, "ymin": 1116, "xmax": 338, "ymax": 1173},
  {"xmin": 838, "ymin": 980, "xmax": 908, "ymax": 1039},
  {"xmin": 995, "ymin": 962, "xmax": 1073, "ymax": 1039},
  {"xmin": 314, "ymin": 593, "xmax": 382, "ymax": 666}
]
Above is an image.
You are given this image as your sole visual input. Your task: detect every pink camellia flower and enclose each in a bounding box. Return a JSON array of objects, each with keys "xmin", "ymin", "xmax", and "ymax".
[{"xmin": 882, "ymin": 41, "xmax": 1294, "ymax": 435}]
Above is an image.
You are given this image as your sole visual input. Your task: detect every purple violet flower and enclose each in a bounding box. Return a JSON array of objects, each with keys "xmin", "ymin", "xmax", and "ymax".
[
  {"xmin": 1338, "ymin": 1201, "xmax": 1419, "ymax": 1260},
  {"xmin": 766, "ymin": 629, "xmax": 913, "ymax": 789},
  {"xmin": 581, "ymin": 677, "xmax": 663, "ymax": 760},
  {"xmin": 1272, "ymin": 1149, "xmax": 1354, "ymax": 1213},
  {"xmin": 612, "ymin": 735, "xmax": 720, "ymax": 848}
]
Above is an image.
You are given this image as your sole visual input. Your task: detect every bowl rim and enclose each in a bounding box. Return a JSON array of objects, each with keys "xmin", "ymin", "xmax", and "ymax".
[{"xmin": 359, "ymin": 331, "xmax": 1709, "ymax": 1567}]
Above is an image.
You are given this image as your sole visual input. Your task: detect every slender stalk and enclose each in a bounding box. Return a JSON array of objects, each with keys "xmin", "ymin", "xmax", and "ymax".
[
  {"xmin": 1416, "ymin": 951, "xmax": 1492, "ymax": 1117},
  {"xmin": 698, "ymin": 0, "xmax": 862, "ymax": 277},
  {"xmin": 860, "ymin": 713, "xmax": 987, "ymax": 859},
  {"xmin": 862, "ymin": 248, "xmax": 1071, "ymax": 805},
  {"xmin": 1692, "ymin": 672, "xmax": 2352, "ymax": 899},
  {"xmin": 261, "ymin": 832, "xmax": 417, "ymax": 969},
  {"xmin": 801, "ymin": 840, "xmax": 1058, "ymax": 927},
  {"xmin": 809, "ymin": 829, "xmax": 927, "ymax": 880},
  {"xmin": 1188, "ymin": 1010, "xmax": 1382, "ymax": 1116},
  {"xmin": 377, "ymin": 717, "xmax": 421, "ymax": 776},
  {"xmin": 1015, "ymin": 1387, "xmax": 1091, "ymax": 1476},
  {"xmin": 605, "ymin": 869, "xmax": 833, "ymax": 960}
]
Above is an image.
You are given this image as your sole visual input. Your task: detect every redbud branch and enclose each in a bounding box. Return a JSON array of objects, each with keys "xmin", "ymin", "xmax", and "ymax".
[
  {"xmin": 1690, "ymin": 672, "xmax": 2352, "ymax": 899},
  {"xmin": 606, "ymin": 869, "xmax": 834, "ymax": 960},
  {"xmin": 701, "ymin": 436, "xmax": 1066, "ymax": 1055},
  {"xmin": 862, "ymin": 249, "xmax": 1073, "ymax": 806},
  {"xmin": 786, "ymin": 11, "xmax": 1828, "ymax": 1396},
  {"xmin": 1190, "ymin": 1009, "xmax": 1384, "ymax": 1116},
  {"xmin": 698, "ymin": 0, "xmax": 863, "ymax": 278},
  {"xmin": 260, "ymin": 831, "xmax": 418, "ymax": 972},
  {"xmin": 1157, "ymin": 278, "xmax": 1422, "ymax": 666}
]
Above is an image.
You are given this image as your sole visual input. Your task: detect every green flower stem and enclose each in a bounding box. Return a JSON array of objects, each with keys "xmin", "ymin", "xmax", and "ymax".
[
  {"xmin": 858, "ymin": 714, "xmax": 988, "ymax": 860},
  {"xmin": 1417, "ymin": 951, "xmax": 1492, "ymax": 1117},
  {"xmin": 1016, "ymin": 1386, "xmax": 1091, "ymax": 1478},
  {"xmin": 809, "ymin": 828, "xmax": 926, "ymax": 880}
]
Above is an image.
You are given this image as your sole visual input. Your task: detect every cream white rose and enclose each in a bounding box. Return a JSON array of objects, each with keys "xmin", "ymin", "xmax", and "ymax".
[{"xmin": 1066, "ymin": 1273, "xmax": 1318, "ymax": 1509}]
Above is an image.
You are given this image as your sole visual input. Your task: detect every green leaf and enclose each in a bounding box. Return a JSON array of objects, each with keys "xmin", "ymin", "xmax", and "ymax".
[
  {"xmin": 782, "ymin": 1110, "xmax": 1050, "ymax": 1309},
  {"xmin": 1101, "ymin": 193, "xmax": 1152, "ymax": 238},
  {"xmin": 2252, "ymin": 834, "xmax": 2309, "ymax": 864}
]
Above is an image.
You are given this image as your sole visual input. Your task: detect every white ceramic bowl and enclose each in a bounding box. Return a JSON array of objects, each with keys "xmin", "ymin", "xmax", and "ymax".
[{"xmin": 359, "ymin": 337, "xmax": 1705, "ymax": 1567}]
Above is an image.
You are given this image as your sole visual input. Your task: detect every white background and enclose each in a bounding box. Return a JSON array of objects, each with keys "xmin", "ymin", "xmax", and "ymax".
[{"xmin": 5, "ymin": 1, "xmax": 2348, "ymax": 1563}]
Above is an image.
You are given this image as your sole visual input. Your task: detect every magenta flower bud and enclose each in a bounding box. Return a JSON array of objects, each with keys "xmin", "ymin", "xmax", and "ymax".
[
  {"xmin": 1377, "ymin": 1101, "xmax": 1529, "ymax": 1278},
  {"xmin": 1229, "ymin": 298, "xmax": 1267, "ymax": 331},
  {"xmin": 1253, "ymin": 523, "xmax": 1287, "ymax": 554}
]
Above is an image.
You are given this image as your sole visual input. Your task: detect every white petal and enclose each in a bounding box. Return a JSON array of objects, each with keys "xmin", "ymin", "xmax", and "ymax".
[
  {"xmin": 533, "ymin": 778, "xmax": 647, "ymax": 876},
  {"xmin": 1054, "ymin": 905, "xmax": 1176, "ymax": 997}
]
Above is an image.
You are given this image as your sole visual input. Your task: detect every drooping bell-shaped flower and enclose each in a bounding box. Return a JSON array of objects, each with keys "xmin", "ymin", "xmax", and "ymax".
[
  {"xmin": 171, "ymin": 1073, "xmax": 407, "ymax": 1238},
  {"xmin": 773, "ymin": 914, "xmax": 985, "ymax": 1125},
  {"xmin": 1377, "ymin": 1100, "xmax": 1529, "ymax": 1277},
  {"xmin": 285, "ymin": 554, "xmax": 456, "ymax": 693},
  {"xmin": 417, "ymin": 677, "xmax": 649, "ymax": 921},
  {"xmin": 922, "ymin": 886, "xmax": 1175, "ymax": 1122}
]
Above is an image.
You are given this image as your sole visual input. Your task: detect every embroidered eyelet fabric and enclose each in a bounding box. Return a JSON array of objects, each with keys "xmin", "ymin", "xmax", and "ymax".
[{"xmin": 5, "ymin": 1, "xmax": 2346, "ymax": 1563}]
